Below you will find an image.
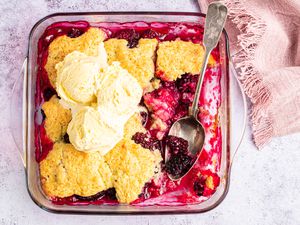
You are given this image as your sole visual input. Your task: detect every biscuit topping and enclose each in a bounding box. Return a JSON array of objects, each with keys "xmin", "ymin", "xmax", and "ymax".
[{"xmin": 37, "ymin": 23, "xmax": 222, "ymax": 205}]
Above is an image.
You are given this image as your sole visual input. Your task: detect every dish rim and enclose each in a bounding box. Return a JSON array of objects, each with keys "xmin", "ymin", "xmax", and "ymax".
[{"xmin": 22, "ymin": 11, "xmax": 241, "ymax": 214}]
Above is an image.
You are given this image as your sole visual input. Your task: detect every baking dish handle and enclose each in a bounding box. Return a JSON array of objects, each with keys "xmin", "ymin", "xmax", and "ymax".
[
  {"xmin": 229, "ymin": 62, "xmax": 247, "ymax": 164},
  {"xmin": 10, "ymin": 58, "xmax": 27, "ymax": 168}
]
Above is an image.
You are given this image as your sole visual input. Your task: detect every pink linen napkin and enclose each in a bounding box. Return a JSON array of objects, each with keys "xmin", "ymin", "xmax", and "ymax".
[{"xmin": 200, "ymin": 0, "xmax": 300, "ymax": 149}]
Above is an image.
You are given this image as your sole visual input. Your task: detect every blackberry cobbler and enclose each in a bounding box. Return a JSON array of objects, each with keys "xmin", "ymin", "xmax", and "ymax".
[{"xmin": 35, "ymin": 21, "xmax": 222, "ymax": 206}]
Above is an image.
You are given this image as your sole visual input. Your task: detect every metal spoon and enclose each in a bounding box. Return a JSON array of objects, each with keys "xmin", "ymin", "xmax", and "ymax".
[{"xmin": 166, "ymin": 2, "xmax": 228, "ymax": 180}]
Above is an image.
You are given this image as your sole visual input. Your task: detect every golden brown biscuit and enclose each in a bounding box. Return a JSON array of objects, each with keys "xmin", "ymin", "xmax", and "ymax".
[
  {"xmin": 40, "ymin": 139, "xmax": 161, "ymax": 202},
  {"xmin": 42, "ymin": 96, "xmax": 72, "ymax": 142},
  {"xmin": 156, "ymin": 40, "xmax": 216, "ymax": 81},
  {"xmin": 104, "ymin": 38, "xmax": 158, "ymax": 89},
  {"xmin": 45, "ymin": 28, "xmax": 106, "ymax": 88},
  {"xmin": 40, "ymin": 143, "xmax": 113, "ymax": 198},
  {"xmin": 104, "ymin": 139, "xmax": 162, "ymax": 203},
  {"xmin": 123, "ymin": 112, "xmax": 146, "ymax": 139}
]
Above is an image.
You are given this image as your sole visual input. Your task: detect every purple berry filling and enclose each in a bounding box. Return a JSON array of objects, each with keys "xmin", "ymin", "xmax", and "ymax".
[
  {"xmin": 132, "ymin": 132, "xmax": 162, "ymax": 151},
  {"xmin": 36, "ymin": 21, "xmax": 223, "ymax": 206}
]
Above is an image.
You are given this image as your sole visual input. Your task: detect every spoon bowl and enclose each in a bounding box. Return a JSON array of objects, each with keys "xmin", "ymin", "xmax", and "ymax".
[
  {"xmin": 165, "ymin": 116, "xmax": 205, "ymax": 180},
  {"xmin": 166, "ymin": 116, "xmax": 205, "ymax": 157}
]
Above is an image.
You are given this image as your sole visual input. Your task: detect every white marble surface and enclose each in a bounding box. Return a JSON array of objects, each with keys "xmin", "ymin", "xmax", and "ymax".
[{"xmin": 0, "ymin": 0, "xmax": 300, "ymax": 224}]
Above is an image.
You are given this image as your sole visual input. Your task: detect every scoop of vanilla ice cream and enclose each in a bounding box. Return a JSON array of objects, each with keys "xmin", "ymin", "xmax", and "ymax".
[
  {"xmin": 67, "ymin": 62, "xmax": 143, "ymax": 155},
  {"xmin": 96, "ymin": 62, "xmax": 143, "ymax": 127},
  {"xmin": 55, "ymin": 43, "xmax": 107, "ymax": 107},
  {"xmin": 67, "ymin": 106, "xmax": 123, "ymax": 155}
]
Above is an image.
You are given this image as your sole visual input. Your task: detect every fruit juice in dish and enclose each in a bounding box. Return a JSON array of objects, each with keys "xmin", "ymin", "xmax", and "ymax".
[{"xmin": 35, "ymin": 21, "xmax": 222, "ymax": 206}]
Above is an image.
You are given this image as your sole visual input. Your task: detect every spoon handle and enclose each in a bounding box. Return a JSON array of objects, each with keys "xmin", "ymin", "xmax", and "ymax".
[{"xmin": 190, "ymin": 2, "xmax": 228, "ymax": 118}]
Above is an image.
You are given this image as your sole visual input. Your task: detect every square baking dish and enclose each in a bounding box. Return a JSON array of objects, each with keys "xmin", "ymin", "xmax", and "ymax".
[{"xmin": 10, "ymin": 12, "xmax": 247, "ymax": 214}]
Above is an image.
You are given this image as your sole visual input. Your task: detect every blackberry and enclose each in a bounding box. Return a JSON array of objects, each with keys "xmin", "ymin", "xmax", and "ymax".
[
  {"xmin": 176, "ymin": 74, "xmax": 198, "ymax": 92},
  {"xmin": 105, "ymin": 188, "xmax": 117, "ymax": 200},
  {"xmin": 67, "ymin": 28, "xmax": 84, "ymax": 38},
  {"xmin": 74, "ymin": 191, "xmax": 105, "ymax": 201},
  {"xmin": 63, "ymin": 133, "xmax": 70, "ymax": 143},
  {"xmin": 172, "ymin": 104, "xmax": 188, "ymax": 122},
  {"xmin": 140, "ymin": 181, "xmax": 160, "ymax": 199},
  {"xmin": 127, "ymin": 37, "xmax": 139, "ymax": 48},
  {"xmin": 166, "ymin": 135, "xmax": 189, "ymax": 155},
  {"xmin": 74, "ymin": 188, "xmax": 117, "ymax": 201},
  {"xmin": 43, "ymin": 87, "xmax": 56, "ymax": 101},
  {"xmin": 193, "ymin": 177, "xmax": 206, "ymax": 196},
  {"xmin": 41, "ymin": 109, "xmax": 46, "ymax": 121},
  {"xmin": 165, "ymin": 153, "xmax": 193, "ymax": 177},
  {"xmin": 142, "ymin": 29, "xmax": 160, "ymax": 39},
  {"xmin": 132, "ymin": 132, "xmax": 161, "ymax": 151},
  {"xmin": 114, "ymin": 29, "xmax": 140, "ymax": 48}
]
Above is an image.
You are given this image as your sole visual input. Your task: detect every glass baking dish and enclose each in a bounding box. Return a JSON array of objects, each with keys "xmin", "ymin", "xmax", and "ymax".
[{"xmin": 10, "ymin": 12, "xmax": 247, "ymax": 214}]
